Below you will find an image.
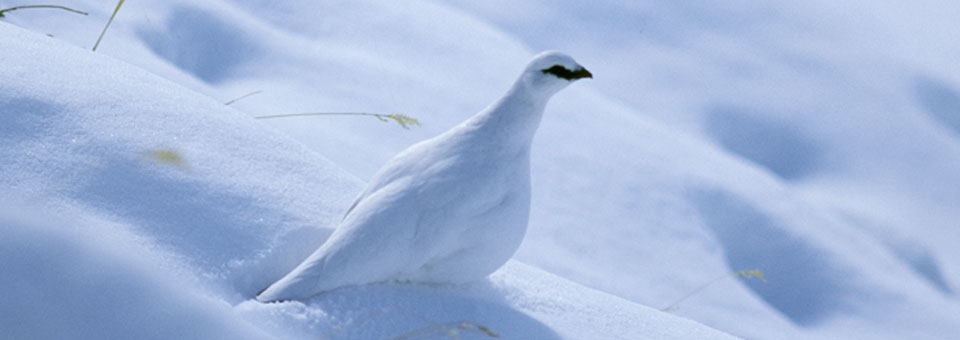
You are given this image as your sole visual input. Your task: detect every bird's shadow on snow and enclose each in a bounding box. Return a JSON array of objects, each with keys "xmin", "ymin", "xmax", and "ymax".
[{"xmin": 238, "ymin": 281, "xmax": 562, "ymax": 340}]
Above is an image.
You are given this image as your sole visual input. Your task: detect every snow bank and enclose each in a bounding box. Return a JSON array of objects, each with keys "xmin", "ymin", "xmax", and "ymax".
[
  {"xmin": 0, "ymin": 206, "xmax": 271, "ymax": 340},
  {"xmin": 6, "ymin": 0, "xmax": 960, "ymax": 339},
  {"xmin": 240, "ymin": 262, "xmax": 737, "ymax": 340},
  {"xmin": 0, "ymin": 18, "xmax": 736, "ymax": 339}
]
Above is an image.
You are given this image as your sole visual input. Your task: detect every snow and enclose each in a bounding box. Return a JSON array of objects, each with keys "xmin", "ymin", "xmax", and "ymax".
[
  {"xmin": 241, "ymin": 262, "xmax": 729, "ymax": 340},
  {"xmin": 0, "ymin": 206, "xmax": 272, "ymax": 340},
  {"xmin": 0, "ymin": 11, "xmax": 732, "ymax": 340},
  {"xmin": 3, "ymin": 0, "xmax": 960, "ymax": 339}
]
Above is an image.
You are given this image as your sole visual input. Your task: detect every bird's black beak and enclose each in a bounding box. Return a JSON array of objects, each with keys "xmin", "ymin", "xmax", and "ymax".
[
  {"xmin": 570, "ymin": 67, "xmax": 592, "ymax": 80},
  {"xmin": 541, "ymin": 65, "xmax": 594, "ymax": 81}
]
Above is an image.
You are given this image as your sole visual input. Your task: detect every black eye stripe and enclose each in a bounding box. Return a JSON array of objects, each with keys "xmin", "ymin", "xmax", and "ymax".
[
  {"xmin": 541, "ymin": 65, "xmax": 573, "ymax": 78},
  {"xmin": 541, "ymin": 64, "xmax": 592, "ymax": 80}
]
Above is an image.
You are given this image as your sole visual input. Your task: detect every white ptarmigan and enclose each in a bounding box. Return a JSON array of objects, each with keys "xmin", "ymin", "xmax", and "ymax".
[{"xmin": 257, "ymin": 51, "xmax": 591, "ymax": 302}]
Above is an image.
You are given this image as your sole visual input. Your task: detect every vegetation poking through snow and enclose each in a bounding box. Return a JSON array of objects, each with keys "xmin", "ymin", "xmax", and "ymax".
[
  {"xmin": 389, "ymin": 320, "xmax": 499, "ymax": 339},
  {"xmin": 146, "ymin": 149, "xmax": 187, "ymax": 168},
  {"xmin": 224, "ymin": 90, "xmax": 264, "ymax": 106},
  {"xmin": 317, "ymin": 307, "xmax": 500, "ymax": 340},
  {"xmin": 256, "ymin": 112, "xmax": 422, "ymax": 129},
  {"xmin": 92, "ymin": 0, "xmax": 124, "ymax": 51},
  {"xmin": 0, "ymin": 4, "xmax": 87, "ymax": 18},
  {"xmin": 662, "ymin": 269, "xmax": 766, "ymax": 312}
]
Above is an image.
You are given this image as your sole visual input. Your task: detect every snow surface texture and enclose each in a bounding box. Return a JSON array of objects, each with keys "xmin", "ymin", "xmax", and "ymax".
[
  {"xmin": 258, "ymin": 52, "xmax": 591, "ymax": 302},
  {"xmin": 3, "ymin": 0, "xmax": 960, "ymax": 339},
  {"xmin": 0, "ymin": 11, "xmax": 733, "ymax": 340}
]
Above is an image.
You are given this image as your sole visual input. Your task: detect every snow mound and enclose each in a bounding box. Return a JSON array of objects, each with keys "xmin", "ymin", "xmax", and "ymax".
[
  {"xmin": 0, "ymin": 20, "xmax": 736, "ymax": 339},
  {"xmin": 7, "ymin": 0, "xmax": 960, "ymax": 338},
  {"xmin": 0, "ymin": 206, "xmax": 270, "ymax": 340},
  {"xmin": 241, "ymin": 262, "xmax": 736, "ymax": 340}
]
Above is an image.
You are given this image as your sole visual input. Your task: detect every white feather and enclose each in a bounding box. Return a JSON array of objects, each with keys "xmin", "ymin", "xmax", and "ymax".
[{"xmin": 257, "ymin": 51, "xmax": 590, "ymax": 302}]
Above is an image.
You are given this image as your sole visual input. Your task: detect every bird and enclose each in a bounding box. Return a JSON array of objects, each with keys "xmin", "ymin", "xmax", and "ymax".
[{"xmin": 257, "ymin": 51, "xmax": 592, "ymax": 302}]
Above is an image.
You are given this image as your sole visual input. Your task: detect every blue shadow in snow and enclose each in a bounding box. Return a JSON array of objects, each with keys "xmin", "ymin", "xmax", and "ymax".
[
  {"xmin": 889, "ymin": 242, "xmax": 955, "ymax": 295},
  {"xmin": 705, "ymin": 106, "xmax": 822, "ymax": 180},
  {"xmin": 76, "ymin": 157, "xmax": 291, "ymax": 271},
  {"xmin": 691, "ymin": 189, "xmax": 856, "ymax": 326},
  {"xmin": 137, "ymin": 5, "xmax": 262, "ymax": 84},
  {"xmin": 915, "ymin": 76, "xmax": 960, "ymax": 136},
  {"xmin": 298, "ymin": 281, "xmax": 562, "ymax": 340},
  {"xmin": 0, "ymin": 96, "xmax": 63, "ymax": 141},
  {"xmin": 842, "ymin": 214, "xmax": 954, "ymax": 295}
]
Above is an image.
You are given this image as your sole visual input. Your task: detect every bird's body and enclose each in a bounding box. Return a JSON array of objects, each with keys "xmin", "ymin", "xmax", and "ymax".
[{"xmin": 257, "ymin": 51, "xmax": 591, "ymax": 302}]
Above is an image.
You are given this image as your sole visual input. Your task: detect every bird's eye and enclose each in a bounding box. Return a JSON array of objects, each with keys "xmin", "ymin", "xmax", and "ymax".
[
  {"xmin": 541, "ymin": 64, "xmax": 592, "ymax": 80},
  {"xmin": 541, "ymin": 65, "xmax": 570, "ymax": 77}
]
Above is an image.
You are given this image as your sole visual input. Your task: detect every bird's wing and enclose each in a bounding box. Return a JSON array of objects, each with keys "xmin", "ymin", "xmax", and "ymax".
[
  {"xmin": 339, "ymin": 136, "xmax": 440, "ymax": 220},
  {"xmin": 258, "ymin": 177, "xmax": 424, "ymax": 301}
]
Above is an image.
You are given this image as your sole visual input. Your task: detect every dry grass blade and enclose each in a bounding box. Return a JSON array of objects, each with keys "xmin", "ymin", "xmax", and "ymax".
[
  {"xmin": 0, "ymin": 4, "xmax": 88, "ymax": 17},
  {"xmin": 255, "ymin": 112, "xmax": 422, "ymax": 129},
  {"xmin": 376, "ymin": 113, "xmax": 421, "ymax": 129},
  {"xmin": 388, "ymin": 321, "xmax": 499, "ymax": 340},
  {"xmin": 146, "ymin": 149, "xmax": 187, "ymax": 168},
  {"xmin": 224, "ymin": 90, "xmax": 263, "ymax": 106},
  {"xmin": 661, "ymin": 269, "xmax": 766, "ymax": 312},
  {"xmin": 92, "ymin": 0, "xmax": 124, "ymax": 51}
]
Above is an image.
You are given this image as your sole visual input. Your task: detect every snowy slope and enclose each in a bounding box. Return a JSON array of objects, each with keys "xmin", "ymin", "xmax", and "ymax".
[
  {"xmin": 4, "ymin": 0, "xmax": 960, "ymax": 339},
  {"xmin": 441, "ymin": 1, "xmax": 960, "ymax": 337},
  {"xmin": 0, "ymin": 20, "xmax": 735, "ymax": 339},
  {"xmin": 0, "ymin": 207, "xmax": 273, "ymax": 340}
]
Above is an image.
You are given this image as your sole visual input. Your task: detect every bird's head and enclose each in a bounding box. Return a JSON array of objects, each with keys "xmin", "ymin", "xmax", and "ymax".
[{"xmin": 519, "ymin": 51, "xmax": 592, "ymax": 97}]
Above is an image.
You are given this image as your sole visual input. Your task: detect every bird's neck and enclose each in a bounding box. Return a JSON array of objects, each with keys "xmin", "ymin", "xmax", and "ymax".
[{"xmin": 467, "ymin": 81, "xmax": 550, "ymax": 148}]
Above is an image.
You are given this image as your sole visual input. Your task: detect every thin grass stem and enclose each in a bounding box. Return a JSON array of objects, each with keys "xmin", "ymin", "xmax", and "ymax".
[
  {"xmin": 92, "ymin": 0, "xmax": 124, "ymax": 51},
  {"xmin": 0, "ymin": 5, "xmax": 88, "ymax": 17},
  {"xmin": 661, "ymin": 269, "xmax": 766, "ymax": 312},
  {"xmin": 255, "ymin": 112, "xmax": 421, "ymax": 129},
  {"xmin": 224, "ymin": 90, "xmax": 263, "ymax": 106}
]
